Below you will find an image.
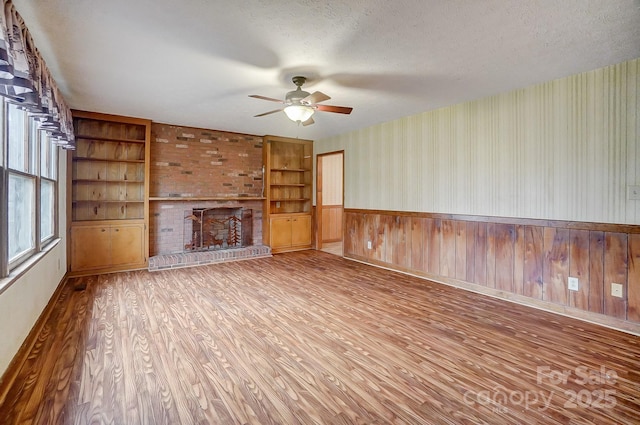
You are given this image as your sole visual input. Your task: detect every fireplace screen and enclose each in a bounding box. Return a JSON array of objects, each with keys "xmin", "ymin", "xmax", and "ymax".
[{"xmin": 184, "ymin": 208, "xmax": 252, "ymax": 252}]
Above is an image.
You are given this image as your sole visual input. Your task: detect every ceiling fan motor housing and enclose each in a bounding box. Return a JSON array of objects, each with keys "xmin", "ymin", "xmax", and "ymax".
[
  {"xmin": 285, "ymin": 88, "xmax": 311, "ymax": 105},
  {"xmin": 286, "ymin": 77, "xmax": 311, "ymax": 105}
]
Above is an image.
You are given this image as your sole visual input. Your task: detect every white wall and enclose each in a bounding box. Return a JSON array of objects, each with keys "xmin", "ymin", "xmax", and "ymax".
[
  {"xmin": 316, "ymin": 58, "xmax": 640, "ymax": 225},
  {"xmin": 321, "ymin": 153, "xmax": 343, "ymax": 206},
  {"xmin": 0, "ymin": 149, "xmax": 68, "ymax": 378}
]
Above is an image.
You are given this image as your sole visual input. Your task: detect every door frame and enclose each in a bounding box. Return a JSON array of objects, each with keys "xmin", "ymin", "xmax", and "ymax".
[{"xmin": 315, "ymin": 150, "xmax": 344, "ymax": 250}]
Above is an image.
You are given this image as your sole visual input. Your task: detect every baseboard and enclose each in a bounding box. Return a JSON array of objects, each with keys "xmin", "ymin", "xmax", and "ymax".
[
  {"xmin": 0, "ymin": 274, "xmax": 69, "ymax": 407},
  {"xmin": 345, "ymin": 254, "xmax": 640, "ymax": 337}
]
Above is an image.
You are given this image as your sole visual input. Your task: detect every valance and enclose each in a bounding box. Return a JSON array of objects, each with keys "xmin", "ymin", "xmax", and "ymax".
[{"xmin": 0, "ymin": 0, "xmax": 74, "ymax": 148}]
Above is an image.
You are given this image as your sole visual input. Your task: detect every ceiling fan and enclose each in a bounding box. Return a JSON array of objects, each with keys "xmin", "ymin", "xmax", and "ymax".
[{"xmin": 249, "ymin": 76, "xmax": 353, "ymax": 126}]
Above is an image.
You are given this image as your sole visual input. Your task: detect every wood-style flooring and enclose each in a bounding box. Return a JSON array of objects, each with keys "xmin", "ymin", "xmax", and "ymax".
[
  {"xmin": 320, "ymin": 241, "xmax": 343, "ymax": 257},
  {"xmin": 1, "ymin": 250, "xmax": 639, "ymax": 424}
]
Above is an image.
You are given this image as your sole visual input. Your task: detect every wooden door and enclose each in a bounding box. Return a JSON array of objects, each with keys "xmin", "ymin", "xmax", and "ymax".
[
  {"xmin": 291, "ymin": 215, "xmax": 312, "ymax": 246},
  {"xmin": 71, "ymin": 225, "xmax": 111, "ymax": 271},
  {"xmin": 270, "ymin": 217, "xmax": 293, "ymax": 249},
  {"xmin": 111, "ymin": 224, "xmax": 145, "ymax": 266}
]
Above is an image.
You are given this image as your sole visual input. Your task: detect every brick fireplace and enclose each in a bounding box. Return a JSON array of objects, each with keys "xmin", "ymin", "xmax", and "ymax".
[
  {"xmin": 184, "ymin": 207, "xmax": 251, "ymax": 252},
  {"xmin": 148, "ymin": 123, "xmax": 271, "ymax": 269}
]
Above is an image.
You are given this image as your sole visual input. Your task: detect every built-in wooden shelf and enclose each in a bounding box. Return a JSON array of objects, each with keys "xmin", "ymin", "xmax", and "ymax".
[
  {"xmin": 149, "ymin": 196, "xmax": 266, "ymax": 201},
  {"xmin": 69, "ymin": 110, "xmax": 151, "ymax": 275},
  {"xmin": 76, "ymin": 135, "xmax": 146, "ymax": 144},
  {"xmin": 263, "ymin": 136, "xmax": 313, "ymax": 253}
]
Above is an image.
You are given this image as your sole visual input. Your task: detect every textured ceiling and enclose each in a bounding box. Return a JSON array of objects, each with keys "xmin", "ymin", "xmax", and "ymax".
[{"xmin": 14, "ymin": 0, "xmax": 640, "ymax": 140}]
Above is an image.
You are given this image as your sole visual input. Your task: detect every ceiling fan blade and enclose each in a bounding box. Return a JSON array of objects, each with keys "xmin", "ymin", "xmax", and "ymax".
[
  {"xmin": 254, "ymin": 108, "xmax": 283, "ymax": 117},
  {"xmin": 302, "ymin": 91, "xmax": 330, "ymax": 105},
  {"xmin": 249, "ymin": 94, "xmax": 284, "ymax": 103},
  {"xmin": 302, "ymin": 116, "xmax": 315, "ymax": 126},
  {"xmin": 316, "ymin": 104, "xmax": 353, "ymax": 114}
]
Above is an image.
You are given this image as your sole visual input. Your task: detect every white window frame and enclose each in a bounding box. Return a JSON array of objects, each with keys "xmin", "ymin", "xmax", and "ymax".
[{"xmin": 0, "ymin": 100, "xmax": 60, "ymax": 277}]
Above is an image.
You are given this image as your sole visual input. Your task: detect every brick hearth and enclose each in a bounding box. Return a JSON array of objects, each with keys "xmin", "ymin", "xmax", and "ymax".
[{"xmin": 148, "ymin": 245, "xmax": 271, "ymax": 271}]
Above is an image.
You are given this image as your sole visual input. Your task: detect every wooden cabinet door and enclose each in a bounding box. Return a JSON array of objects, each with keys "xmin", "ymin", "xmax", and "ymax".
[
  {"xmin": 291, "ymin": 215, "xmax": 311, "ymax": 247},
  {"xmin": 111, "ymin": 224, "xmax": 145, "ymax": 266},
  {"xmin": 71, "ymin": 225, "xmax": 111, "ymax": 271},
  {"xmin": 270, "ymin": 217, "xmax": 292, "ymax": 249}
]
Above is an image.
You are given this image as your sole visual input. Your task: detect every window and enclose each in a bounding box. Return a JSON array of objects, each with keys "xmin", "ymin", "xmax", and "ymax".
[
  {"xmin": 8, "ymin": 173, "xmax": 35, "ymax": 260},
  {"xmin": 7, "ymin": 103, "xmax": 28, "ymax": 171},
  {"xmin": 1, "ymin": 100, "xmax": 60, "ymax": 276},
  {"xmin": 40, "ymin": 179, "xmax": 55, "ymax": 242},
  {"xmin": 40, "ymin": 131, "xmax": 57, "ymax": 244}
]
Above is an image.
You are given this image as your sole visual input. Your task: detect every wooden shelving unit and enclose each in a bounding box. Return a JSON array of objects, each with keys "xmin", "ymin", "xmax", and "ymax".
[
  {"xmin": 263, "ymin": 136, "xmax": 313, "ymax": 253},
  {"xmin": 69, "ymin": 111, "xmax": 151, "ymax": 274}
]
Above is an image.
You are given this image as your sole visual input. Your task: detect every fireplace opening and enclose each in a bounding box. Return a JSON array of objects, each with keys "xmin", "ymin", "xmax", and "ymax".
[{"xmin": 184, "ymin": 207, "xmax": 252, "ymax": 252}]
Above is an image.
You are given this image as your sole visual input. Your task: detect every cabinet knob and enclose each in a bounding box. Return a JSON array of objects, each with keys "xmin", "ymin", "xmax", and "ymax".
[
  {"xmin": 101, "ymin": 229, "xmax": 106, "ymax": 232},
  {"xmin": 114, "ymin": 228, "xmax": 119, "ymax": 232}
]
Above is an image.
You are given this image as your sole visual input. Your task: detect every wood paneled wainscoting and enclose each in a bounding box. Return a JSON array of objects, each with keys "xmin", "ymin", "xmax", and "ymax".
[
  {"xmin": 344, "ymin": 209, "xmax": 640, "ymax": 333},
  {"xmin": 321, "ymin": 205, "xmax": 343, "ymax": 243}
]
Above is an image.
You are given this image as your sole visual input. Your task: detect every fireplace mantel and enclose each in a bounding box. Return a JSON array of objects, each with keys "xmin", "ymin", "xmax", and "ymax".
[{"xmin": 150, "ymin": 196, "xmax": 265, "ymax": 201}]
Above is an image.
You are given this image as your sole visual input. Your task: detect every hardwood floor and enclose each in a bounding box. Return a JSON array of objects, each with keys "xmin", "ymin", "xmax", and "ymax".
[
  {"xmin": 320, "ymin": 241, "xmax": 343, "ymax": 256},
  {"xmin": 1, "ymin": 250, "xmax": 639, "ymax": 424}
]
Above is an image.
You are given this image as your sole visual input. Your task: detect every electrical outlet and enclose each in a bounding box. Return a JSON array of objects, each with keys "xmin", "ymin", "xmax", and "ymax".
[
  {"xmin": 568, "ymin": 277, "xmax": 579, "ymax": 291},
  {"xmin": 611, "ymin": 283, "xmax": 623, "ymax": 298},
  {"xmin": 367, "ymin": 241, "xmax": 372, "ymax": 249},
  {"xmin": 276, "ymin": 201, "xmax": 281, "ymax": 208}
]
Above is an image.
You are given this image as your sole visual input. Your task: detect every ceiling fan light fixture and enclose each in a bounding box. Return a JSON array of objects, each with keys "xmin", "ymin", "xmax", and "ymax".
[
  {"xmin": 284, "ymin": 104, "xmax": 314, "ymax": 122},
  {"xmin": 250, "ymin": 76, "xmax": 352, "ymax": 126}
]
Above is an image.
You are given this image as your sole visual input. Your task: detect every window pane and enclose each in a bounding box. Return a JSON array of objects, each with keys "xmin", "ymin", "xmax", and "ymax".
[
  {"xmin": 8, "ymin": 173, "xmax": 35, "ymax": 261},
  {"xmin": 0, "ymin": 102, "xmax": 4, "ymax": 167},
  {"xmin": 51, "ymin": 144, "xmax": 57, "ymax": 180},
  {"xmin": 40, "ymin": 130, "xmax": 51, "ymax": 178},
  {"xmin": 41, "ymin": 179, "xmax": 55, "ymax": 242},
  {"xmin": 28, "ymin": 117, "xmax": 38, "ymax": 172},
  {"xmin": 7, "ymin": 103, "xmax": 27, "ymax": 172}
]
